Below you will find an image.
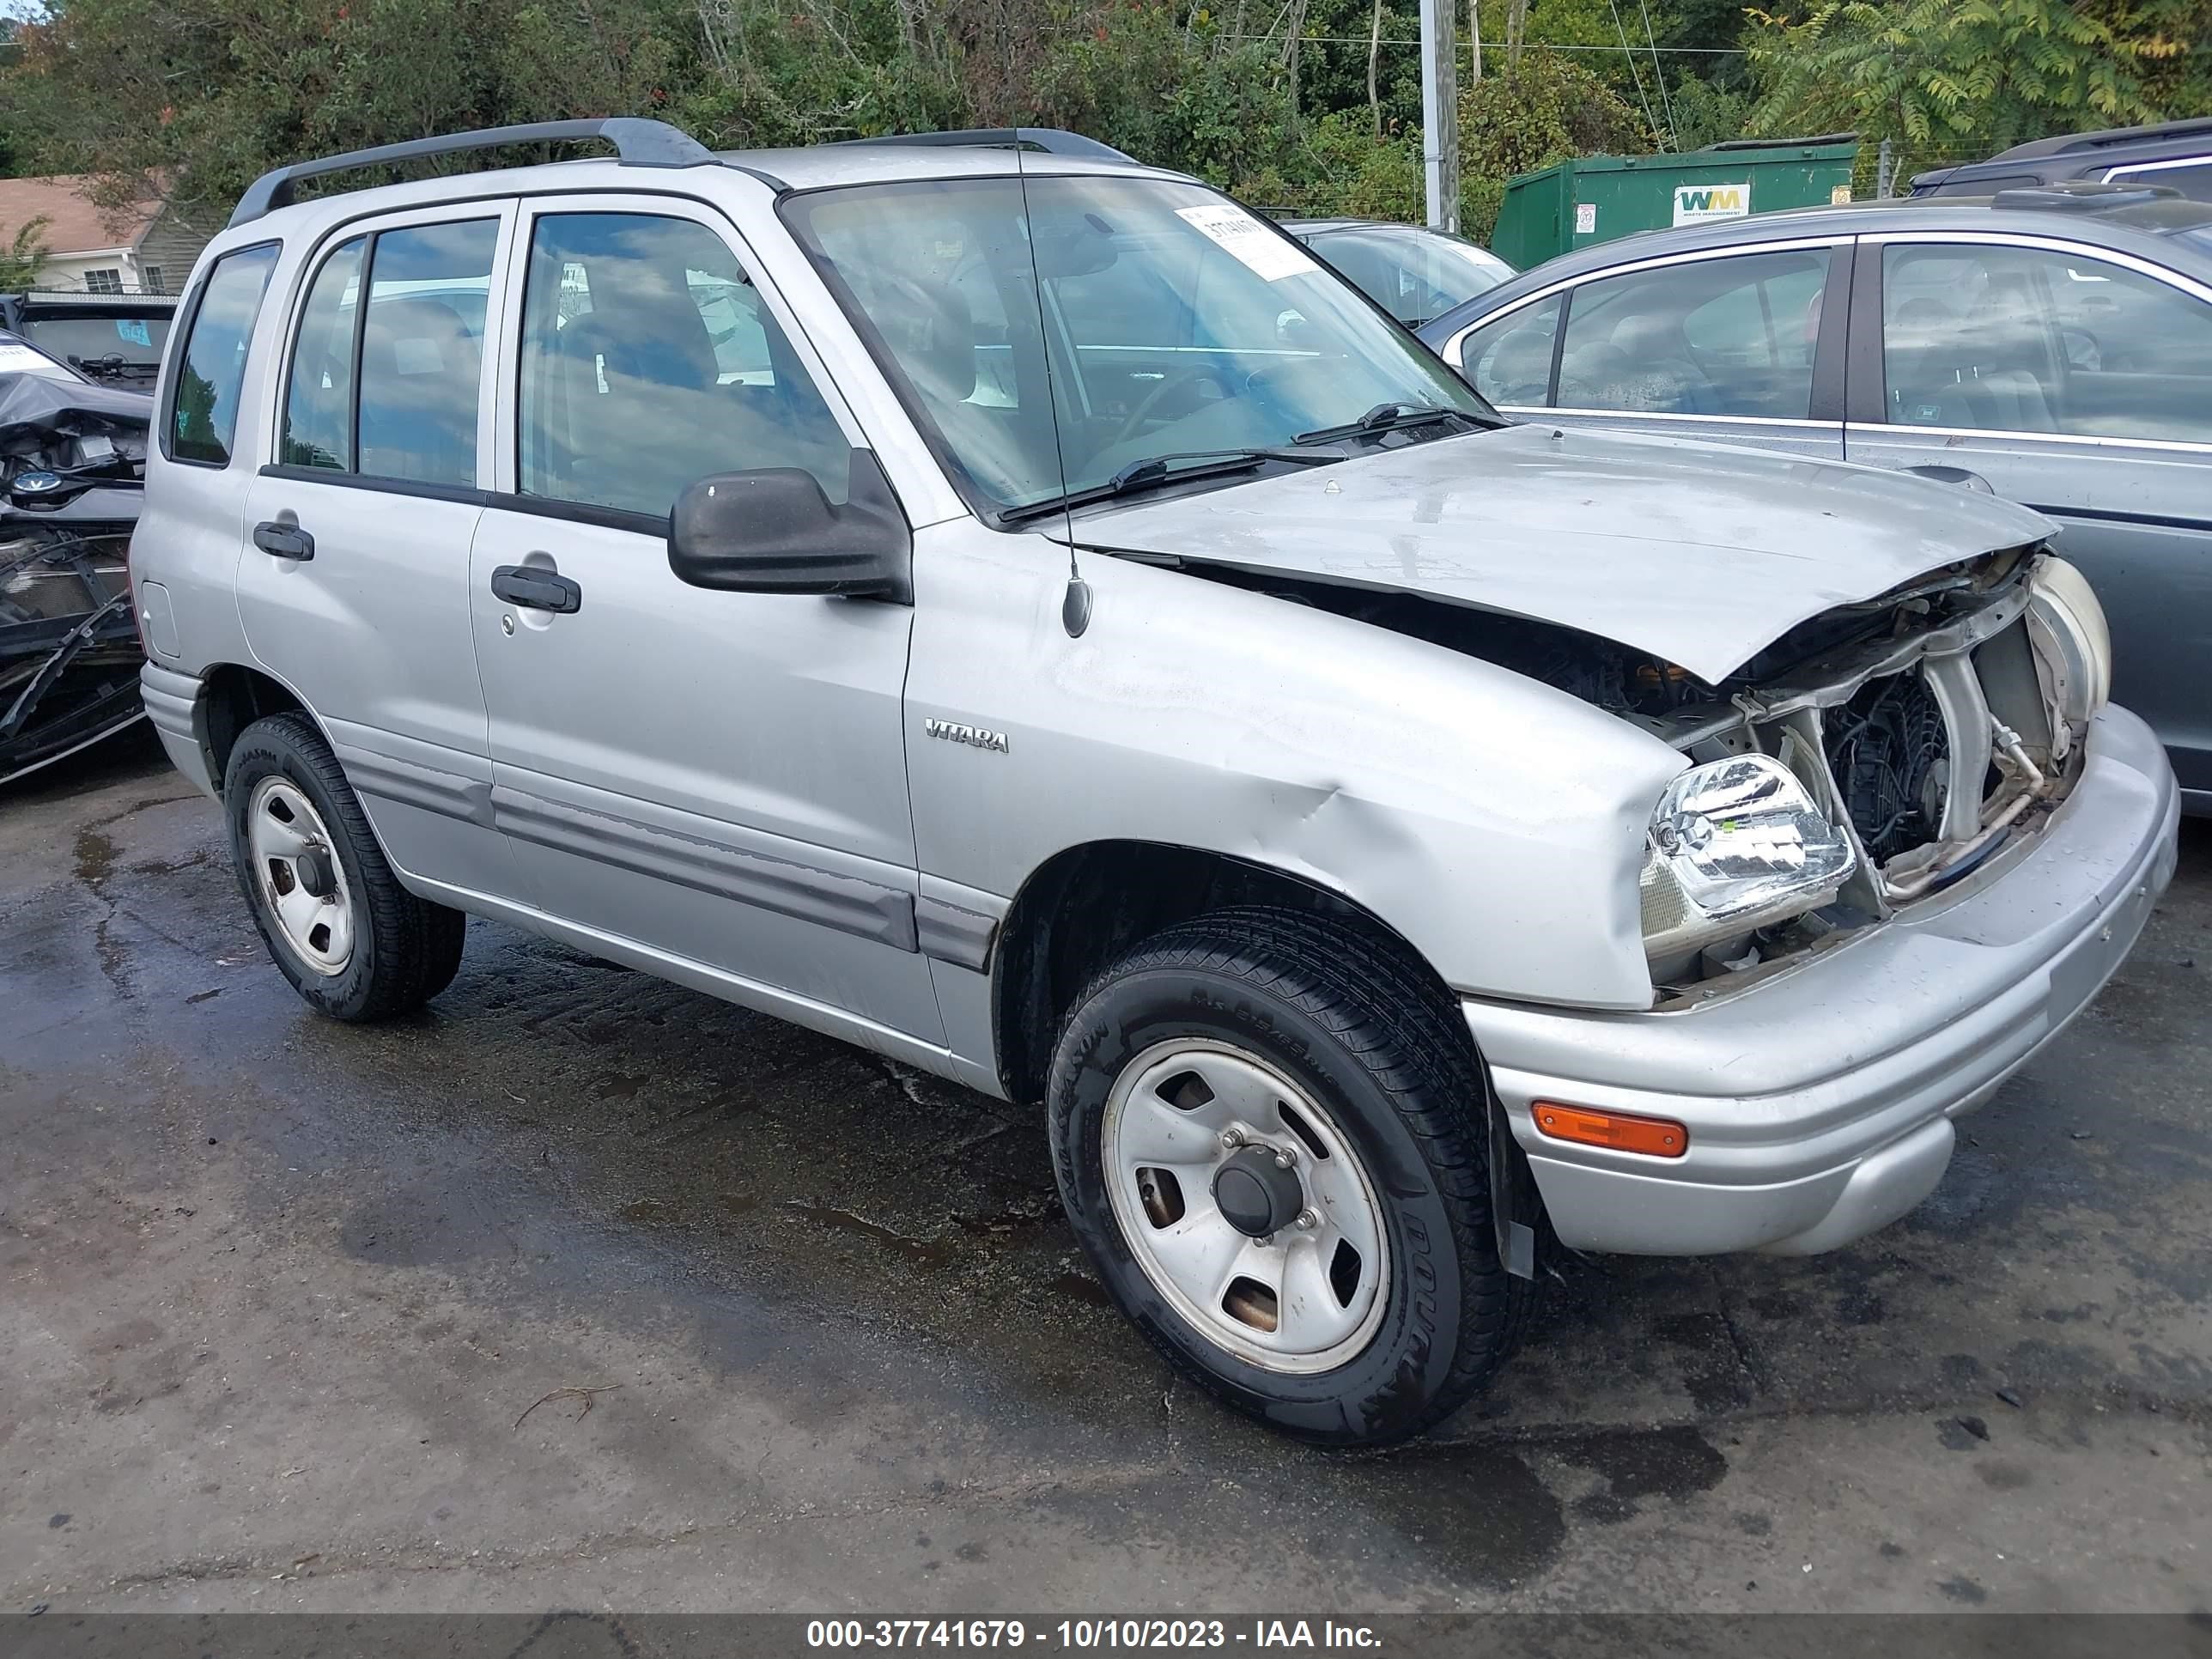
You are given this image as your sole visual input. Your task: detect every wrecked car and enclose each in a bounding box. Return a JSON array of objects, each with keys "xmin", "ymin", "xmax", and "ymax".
[
  {"xmin": 0, "ymin": 289, "xmax": 176, "ymax": 390},
  {"xmin": 134, "ymin": 120, "xmax": 2178, "ymax": 1446},
  {"xmin": 1, "ymin": 332, "xmax": 150, "ymax": 785}
]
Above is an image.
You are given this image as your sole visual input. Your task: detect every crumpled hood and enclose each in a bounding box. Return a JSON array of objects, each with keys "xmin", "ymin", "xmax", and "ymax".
[{"xmin": 1077, "ymin": 422, "xmax": 2055, "ymax": 683}]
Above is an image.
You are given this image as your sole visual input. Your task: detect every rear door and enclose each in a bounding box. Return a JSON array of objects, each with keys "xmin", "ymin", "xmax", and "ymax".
[
  {"xmin": 1843, "ymin": 230, "xmax": 2212, "ymax": 801},
  {"xmin": 468, "ymin": 192, "xmax": 940, "ymax": 1041},
  {"xmin": 237, "ymin": 202, "xmax": 520, "ymax": 898},
  {"xmin": 1442, "ymin": 240, "xmax": 1850, "ymax": 460}
]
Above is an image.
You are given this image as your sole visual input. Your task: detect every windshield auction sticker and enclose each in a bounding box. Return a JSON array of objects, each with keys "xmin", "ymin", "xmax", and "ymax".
[{"xmin": 1175, "ymin": 204, "xmax": 1320, "ymax": 282}]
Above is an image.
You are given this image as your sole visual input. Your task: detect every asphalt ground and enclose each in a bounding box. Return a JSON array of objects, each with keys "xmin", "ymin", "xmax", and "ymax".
[{"xmin": 3, "ymin": 726, "xmax": 2208, "ymax": 1617}]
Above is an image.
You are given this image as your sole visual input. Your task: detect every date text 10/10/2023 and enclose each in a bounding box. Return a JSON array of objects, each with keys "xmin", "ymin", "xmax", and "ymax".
[{"xmin": 806, "ymin": 1622, "xmax": 1384, "ymax": 1650}]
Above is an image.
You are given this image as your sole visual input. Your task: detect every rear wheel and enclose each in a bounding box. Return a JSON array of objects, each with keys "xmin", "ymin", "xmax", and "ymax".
[
  {"xmin": 1048, "ymin": 906, "xmax": 1529, "ymax": 1445},
  {"xmin": 223, "ymin": 712, "xmax": 465, "ymax": 1021}
]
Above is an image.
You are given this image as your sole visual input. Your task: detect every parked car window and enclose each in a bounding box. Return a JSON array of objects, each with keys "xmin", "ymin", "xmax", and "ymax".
[
  {"xmin": 1310, "ymin": 226, "xmax": 1512, "ymax": 327},
  {"xmin": 167, "ymin": 243, "xmax": 279, "ymax": 465},
  {"xmin": 349, "ymin": 220, "xmax": 498, "ymax": 487},
  {"xmin": 1456, "ymin": 295, "xmax": 1562, "ymax": 407},
  {"xmin": 1556, "ymin": 248, "xmax": 1830, "ymax": 418},
  {"xmin": 282, "ymin": 237, "xmax": 366, "ymax": 471},
  {"xmin": 1881, "ymin": 243, "xmax": 2212, "ymax": 443},
  {"xmin": 17, "ymin": 313, "xmax": 173, "ymax": 380},
  {"xmin": 518, "ymin": 212, "xmax": 848, "ymax": 519},
  {"xmin": 2106, "ymin": 161, "xmax": 2212, "ymax": 202}
]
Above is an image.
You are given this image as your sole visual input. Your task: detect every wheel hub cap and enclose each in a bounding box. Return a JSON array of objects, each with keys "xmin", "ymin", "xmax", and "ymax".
[
  {"xmin": 246, "ymin": 778, "xmax": 356, "ymax": 978},
  {"xmin": 1100, "ymin": 1038, "xmax": 1390, "ymax": 1375},
  {"xmin": 1212, "ymin": 1147, "xmax": 1304, "ymax": 1238}
]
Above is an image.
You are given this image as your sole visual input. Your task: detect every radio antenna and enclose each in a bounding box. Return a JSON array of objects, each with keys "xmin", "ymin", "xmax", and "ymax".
[{"xmin": 1010, "ymin": 137, "xmax": 1092, "ymax": 637}]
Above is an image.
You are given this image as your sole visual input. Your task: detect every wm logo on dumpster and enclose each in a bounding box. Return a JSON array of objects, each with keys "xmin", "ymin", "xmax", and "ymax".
[{"xmin": 1673, "ymin": 183, "xmax": 1750, "ymax": 225}]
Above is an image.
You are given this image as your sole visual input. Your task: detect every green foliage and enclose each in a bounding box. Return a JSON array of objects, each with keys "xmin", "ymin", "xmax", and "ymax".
[
  {"xmin": 1028, "ymin": 3, "xmax": 1300, "ymax": 189},
  {"xmin": 1744, "ymin": 0, "xmax": 2183, "ymax": 175},
  {"xmin": 1457, "ymin": 49, "xmax": 1652, "ymax": 234},
  {"xmin": 0, "ymin": 212, "xmax": 50, "ymax": 288},
  {"xmin": 0, "ymin": 0, "xmax": 2203, "ymax": 252}
]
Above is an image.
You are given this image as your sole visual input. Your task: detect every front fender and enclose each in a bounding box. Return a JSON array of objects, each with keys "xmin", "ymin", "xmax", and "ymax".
[{"xmin": 906, "ymin": 522, "xmax": 1683, "ymax": 1011}]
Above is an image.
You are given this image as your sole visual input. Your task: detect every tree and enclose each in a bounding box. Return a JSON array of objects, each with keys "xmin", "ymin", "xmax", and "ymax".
[
  {"xmin": 0, "ymin": 214, "xmax": 50, "ymax": 288},
  {"xmin": 1744, "ymin": 0, "xmax": 2183, "ymax": 176},
  {"xmin": 1457, "ymin": 49, "xmax": 1650, "ymax": 234}
]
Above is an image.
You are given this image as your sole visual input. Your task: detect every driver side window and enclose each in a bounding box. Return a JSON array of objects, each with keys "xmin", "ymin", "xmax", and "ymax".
[
  {"xmin": 1555, "ymin": 248, "xmax": 1830, "ymax": 417},
  {"xmin": 517, "ymin": 211, "xmax": 848, "ymax": 519}
]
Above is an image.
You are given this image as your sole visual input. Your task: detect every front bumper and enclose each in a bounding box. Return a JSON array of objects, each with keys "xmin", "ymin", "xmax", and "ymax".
[{"xmin": 1463, "ymin": 703, "xmax": 2179, "ymax": 1257}]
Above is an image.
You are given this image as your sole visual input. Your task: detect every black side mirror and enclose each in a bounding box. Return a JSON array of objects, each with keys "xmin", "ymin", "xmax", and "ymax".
[{"xmin": 668, "ymin": 448, "xmax": 912, "ymax": 603}]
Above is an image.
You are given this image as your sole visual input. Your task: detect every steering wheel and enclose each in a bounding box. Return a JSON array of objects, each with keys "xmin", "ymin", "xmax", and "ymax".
[{"xmin": 1112, "ymin": 366, "xmax": 1227, "ymax": 446}]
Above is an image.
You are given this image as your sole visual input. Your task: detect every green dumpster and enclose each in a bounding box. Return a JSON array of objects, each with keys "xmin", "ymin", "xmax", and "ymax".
[{"xmin": 1489, "ymin": 137, "xmax": 1860, "ymax": 270}]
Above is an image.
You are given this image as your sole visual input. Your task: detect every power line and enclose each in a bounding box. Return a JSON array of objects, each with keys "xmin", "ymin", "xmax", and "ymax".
[{"xmin": 1209, "ymin": 32, "xmax": 1748, "ymax": 51}]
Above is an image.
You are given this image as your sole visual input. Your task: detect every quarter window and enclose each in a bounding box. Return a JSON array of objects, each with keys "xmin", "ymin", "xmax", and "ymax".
[
  {"xmin": 1556, "ymin": 248, "xmax": 1830, "ymax": 418},
  {"xmin": 1880, "ymin": 243, "xmax": 2212, "ymax": 443},
  {"xmin": 167, "ymin": 243, "xmax": 279, "ymax": 465},
  {"xmin": 1456, "ymin": 295, "xmax": 1562, "ymax": 407},
  {"xmin": 517, "ymin": 212, "xmax": 847, "ymax": 519}
]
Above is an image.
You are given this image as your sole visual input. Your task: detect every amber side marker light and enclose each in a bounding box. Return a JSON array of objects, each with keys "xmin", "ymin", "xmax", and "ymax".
[{"xmin": 1534, "ymin": 1103, "xmax": 1689, "ymax": 1158}]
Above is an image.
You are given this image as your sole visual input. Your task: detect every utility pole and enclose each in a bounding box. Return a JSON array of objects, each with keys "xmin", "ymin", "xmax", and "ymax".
[
  {"xmin": 1876, "ymin": 137, "xmax": 1894, "ymax": 199},
  {"xmin": 1420, "ymin": 0, "xmax": 1460, "ymax": 232}
]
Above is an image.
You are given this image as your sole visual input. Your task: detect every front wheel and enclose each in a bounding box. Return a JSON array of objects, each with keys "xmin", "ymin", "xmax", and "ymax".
[{"xmin": 1048, "ymin": 907, "xmax": 1529, "ymax": 1445}]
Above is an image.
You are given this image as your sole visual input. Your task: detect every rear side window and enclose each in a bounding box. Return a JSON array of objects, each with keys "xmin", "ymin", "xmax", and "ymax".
[
  {"xmin": 167, "ymin": 244, "xmax": 279, "ymax": 465},
  {"xmin": 356, "ymin": 221, "xmax": 499, "ymax": 487},
  {"xmin": 283, "ymin": 237, "xmax": 366, "ymax": 470}
]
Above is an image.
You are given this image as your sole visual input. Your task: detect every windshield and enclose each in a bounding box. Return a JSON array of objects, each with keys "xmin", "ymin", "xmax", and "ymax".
[
  {"xmin": 1308, "ymin": 226, "xmax": 1514, "ymax": 326},
  {"xmin": 784, "ymin": 175, "xmax": 1490, "ymax": 515},
  {"xmin": 18, "ymin": 313, "xmax": 172, "ymax": 376}
]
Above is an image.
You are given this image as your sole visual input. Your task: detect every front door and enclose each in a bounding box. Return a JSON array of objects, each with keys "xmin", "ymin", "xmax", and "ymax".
[
  {"xmin": 469, "ymin": 195, "xmax": 939, "ymax": 1041},
  {"xmin": 237, "ymin": 205, "xmax": 521, "ymax": 896},
  {"xmin": 1844, "ymin": 233, "xmax": 2212, "ymax": 803}
]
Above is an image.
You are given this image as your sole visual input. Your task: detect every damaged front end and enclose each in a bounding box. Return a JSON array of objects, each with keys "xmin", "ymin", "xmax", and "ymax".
[
  {"xmin": 1413, "ymin": 543, "xmax": 2106, "ymax": 994},
  {"xmin": 1184, "ymin": 538, "xmax": 2107, "ymax": 998},
  {"xmin": 0, "ymin": 368, "xmax": 151, "ymax": 786},
  {"xmin": 1620, "ymin": 547, "xmax": 2104, "ymax": 991}
]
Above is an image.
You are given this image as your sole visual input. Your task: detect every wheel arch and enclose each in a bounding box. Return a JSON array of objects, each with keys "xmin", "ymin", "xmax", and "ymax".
[
  {"xmin": 991, "ymin": 838, "xmax": 1455, "ymax": 1109},
  {"xmin": 991, "ymin": 837, "xmax": 1545, "ymax": 1281},
  {"xmin": 197, "ymin": 660, "xmax": 310, "ymax": 787}
]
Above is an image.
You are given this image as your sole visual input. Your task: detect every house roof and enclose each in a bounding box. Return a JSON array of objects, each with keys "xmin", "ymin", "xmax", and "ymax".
[{"xmin": 0, "ymin": 174, "xmax": 159, "ymax": 256}]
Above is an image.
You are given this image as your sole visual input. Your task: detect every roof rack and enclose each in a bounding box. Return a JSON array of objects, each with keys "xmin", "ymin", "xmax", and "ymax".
[
  {"xmin": 1990, "ymin": 180, "xmax": 2182, "ymax": 214},
  {"xmin": 830, "ymin": 128, "xmax": 1136, "ymax": 163},
  {"xmin": 1990, "ymin": 115, "xmax": 2212, "ymax": 162},
  {"xmin": 228, "ymin": 117, "xmax": 714, "ymax": 227}
]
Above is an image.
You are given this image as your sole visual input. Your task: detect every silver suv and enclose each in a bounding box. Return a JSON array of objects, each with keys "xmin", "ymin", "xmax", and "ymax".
[{"xmin": 133, "ymin": 118, "xmax": 2179, "ymax": 1444}]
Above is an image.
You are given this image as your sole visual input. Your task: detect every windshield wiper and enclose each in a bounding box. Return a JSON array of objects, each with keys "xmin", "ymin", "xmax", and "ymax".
[
  {"xmin": 1295, "ymin": 401, "xmax": 1478, "ymax": 445},
  {"xmin": 999, "ymin": 447, "xmax": 1343, "ymax": 525}
]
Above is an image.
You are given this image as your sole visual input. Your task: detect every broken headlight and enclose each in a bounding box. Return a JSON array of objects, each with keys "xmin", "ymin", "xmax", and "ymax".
[{"xmin": 1640, "ymin": 754, "xmax": 1856, "ymax": 963}]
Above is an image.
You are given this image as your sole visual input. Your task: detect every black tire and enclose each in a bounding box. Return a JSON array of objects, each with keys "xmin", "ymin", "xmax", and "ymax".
[
  {"xmin": 222, "ymin": 711, "xmax": 466, "ymax": 1021},
  {"xmin": 1048, "ymin": 905, "xmax": 1532, "ymax": 1446}
]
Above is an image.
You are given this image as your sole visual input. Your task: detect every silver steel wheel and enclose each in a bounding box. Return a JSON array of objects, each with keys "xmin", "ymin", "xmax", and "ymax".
[
  {"xmin": 1102, "ymin": 1038, "xmax": 1390, "ymax": 1375},
  {"xmin": 246, "ymin": 776, "xmax": 355, "ymax": 977}
]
